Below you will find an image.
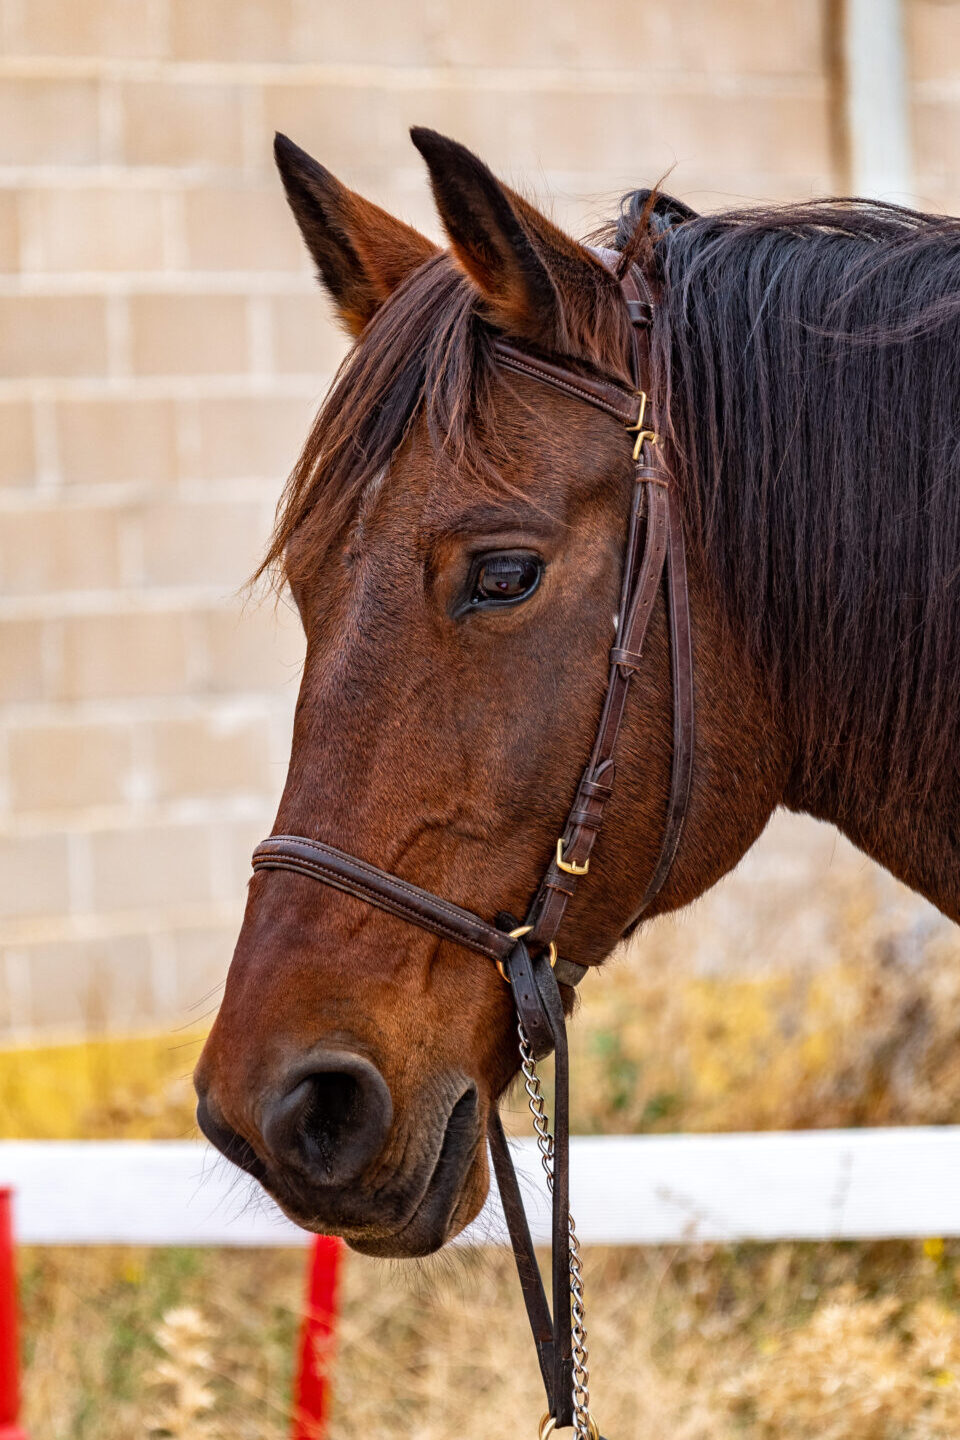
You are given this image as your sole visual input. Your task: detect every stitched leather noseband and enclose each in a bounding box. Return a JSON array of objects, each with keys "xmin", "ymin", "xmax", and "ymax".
[{"xmin": 250, "ymin": 253, "xmax": 694, "ymax": 1439}]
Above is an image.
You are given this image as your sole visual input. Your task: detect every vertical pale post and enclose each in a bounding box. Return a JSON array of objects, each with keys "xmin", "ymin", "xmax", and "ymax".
[{"xmin": 844, "ymin": 0, "xmax": 914, "ymax": 203}]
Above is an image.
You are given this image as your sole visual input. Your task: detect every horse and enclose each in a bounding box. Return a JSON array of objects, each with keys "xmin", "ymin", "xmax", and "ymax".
[{"xmin": 195, "ymin": 127, "xmax": 960, "ymax": 1274}]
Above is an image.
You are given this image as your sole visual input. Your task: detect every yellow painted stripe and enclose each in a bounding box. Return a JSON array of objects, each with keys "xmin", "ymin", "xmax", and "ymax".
[{"xmin": 0, "ymin": 1031, "xmax": 207, "ymax": 1139}]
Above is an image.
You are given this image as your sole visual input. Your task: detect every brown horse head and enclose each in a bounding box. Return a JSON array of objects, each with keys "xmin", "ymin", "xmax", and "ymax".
[{"xmin": 195, "ymin": 129, "xmax": 788, "ymax": 1256}]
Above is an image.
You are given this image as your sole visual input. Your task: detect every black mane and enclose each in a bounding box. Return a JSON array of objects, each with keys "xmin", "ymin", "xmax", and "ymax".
[{"xmin": 610, "ymin": 193, "xmax": 960, "ymax": 809}]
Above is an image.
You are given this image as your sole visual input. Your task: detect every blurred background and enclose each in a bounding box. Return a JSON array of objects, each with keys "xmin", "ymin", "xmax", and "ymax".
[{"xmin": 3, "ymin": 2, "xmax": 960, "ymax": 1437}]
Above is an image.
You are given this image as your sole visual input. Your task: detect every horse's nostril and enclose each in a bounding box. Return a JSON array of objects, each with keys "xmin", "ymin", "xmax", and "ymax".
[
  {"xmin": 262, "ymin": 1049, "xmax": 393, "ymax": 1186},
  {"xmin": 297, "ymin": 1070, "xmax": 361, "ymax": 1171}
]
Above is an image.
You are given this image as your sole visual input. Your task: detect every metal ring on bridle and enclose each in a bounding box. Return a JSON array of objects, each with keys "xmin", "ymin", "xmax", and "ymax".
[
  {"xmin": 495, "ymin": 926, "xmax": 558, "ymax": 984},
  {"xmin": 538, "ymin": 1414, "xmax": 600, "ymax": 1440}
]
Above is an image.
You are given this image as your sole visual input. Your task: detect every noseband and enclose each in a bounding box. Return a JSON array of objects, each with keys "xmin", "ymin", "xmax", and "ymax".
[{"xmin": 251, "ymin": 254, "xmax": 694, "ymax": 1440}]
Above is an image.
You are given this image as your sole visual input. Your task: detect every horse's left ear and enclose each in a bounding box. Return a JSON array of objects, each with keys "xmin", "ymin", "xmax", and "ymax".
[
  {"xmin": 275, "ymin": 133, "xmax": 438, "ymax": 337},
  {"xmin": 411, "ymin": 126, "xmax": 617, "ymax": 362}
]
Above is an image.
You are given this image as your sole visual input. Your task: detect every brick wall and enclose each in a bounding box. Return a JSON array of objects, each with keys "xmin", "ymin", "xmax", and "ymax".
[
  {"xmin": 909, "ymin": 0, "xmax": 960, "ymax": 213},
  {"xmin": 0, "ymin": 1, "xmax": 951, "ymax": 1036}
]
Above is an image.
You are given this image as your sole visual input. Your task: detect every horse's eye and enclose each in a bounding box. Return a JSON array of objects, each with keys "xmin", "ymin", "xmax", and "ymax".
[{"xmin": 471, "ymin": 552, "xmax": 542, "ymax": 607}]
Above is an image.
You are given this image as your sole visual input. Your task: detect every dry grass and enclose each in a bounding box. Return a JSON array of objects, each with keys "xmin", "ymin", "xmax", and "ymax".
[
  {"xmin": 20, "ymin": 1247, "xmax": 299, "ymax": 1439},
  {"xmin": 569, "ymin": 925, "xmax": 960, "ymax": 1137},
  {"xmin": 21, "ymin": 1239, "xmax": 960, "ymax": 1439}
]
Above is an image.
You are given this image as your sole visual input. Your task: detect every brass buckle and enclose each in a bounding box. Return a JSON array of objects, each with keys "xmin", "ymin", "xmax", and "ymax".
[
  {"xmin": 496, "ymin": 926, "xmax": 558, "ymax": 984},
  {"xmin": 631, "ymin": 428, "xmax": 658, "ymax": 462},
  {"xmin": 626, "ymin": 389, "xmax": 658, "ymax": 461},
  {"xmin": 556, "ymin": 837, "xmax": 589, "ymax": 876},
  {"xmin": 629, "ymin": 388, "xmax": 648, "ymax": 431},
  {"xmin": 539, "ymin": 1414, "xmax": 600, "ymax": 1440}
]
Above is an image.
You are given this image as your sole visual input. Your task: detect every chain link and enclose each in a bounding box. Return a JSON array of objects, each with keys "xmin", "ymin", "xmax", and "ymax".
[{"xmin": 518, "ymin": 1020, "xmax": 593, "ymax": 1440}]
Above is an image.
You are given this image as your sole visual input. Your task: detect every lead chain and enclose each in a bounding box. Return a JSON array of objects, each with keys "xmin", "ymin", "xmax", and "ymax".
[{"xmin": 518, "ymin": 1020, "xmax": 593, "ymax": 1440}]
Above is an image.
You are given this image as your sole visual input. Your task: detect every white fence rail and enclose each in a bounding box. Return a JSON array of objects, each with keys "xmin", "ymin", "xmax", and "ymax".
[{"xmin": 4, "ymin": 1128, "xmax": 960, "ymax": 1247}]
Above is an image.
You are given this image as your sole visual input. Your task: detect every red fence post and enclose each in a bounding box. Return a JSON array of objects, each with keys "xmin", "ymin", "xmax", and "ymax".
[
  {"xmin": 291, "ymin": 1235, "xmax": 343, "ymax": 1440},
  {"xmin": 0, "ymin": 1188, "xmax": 27, "ymax": 1440}
]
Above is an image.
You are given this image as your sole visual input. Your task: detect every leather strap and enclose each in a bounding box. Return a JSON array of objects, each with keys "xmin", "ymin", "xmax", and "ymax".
[
  {"xmin": 253, "ymin": 834, "xmax": 517, "ymax": 964},
  {"xmin": 522, "ymin": 261, "xmax": 688, "ymax": 953},
  {"xmin": 538, "ymin": 956, "xmax": 574, "ymax": 1429},
  {"xmin": 503, "ymin": 933, "xmax": 556, "ymax": 1063},
  {"xmin": 252, "ymin": 835, "xmax": 588, "ymax": 989},
  {"xmin": 525, "ymin": 477, "xmax": 670, "ymax": 951},
  {"xmin": 488, "ymin": 1110, "xmax": 556, "ymax": 1396},
  {"xmin": 493, "ymin": 340, "xmax": 640, "ymax": 425},
  {"xmin": 632, "ymin": 479, "xmax": 695, "ymax": 919},
  {"xmin": 498, "ymin": 942, "xmax": 574, "ymax": 1429}
]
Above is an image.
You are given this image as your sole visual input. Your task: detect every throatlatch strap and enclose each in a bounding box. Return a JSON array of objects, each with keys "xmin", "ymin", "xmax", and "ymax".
[{"xmin": 632, "ymin": 479, "xmax": 695, "ymax": 918}]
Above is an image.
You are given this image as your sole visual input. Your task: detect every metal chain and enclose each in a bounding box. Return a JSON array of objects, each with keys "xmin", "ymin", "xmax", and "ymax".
[{"xmin": 518, "ymin": 1020, "xmax": 594, "ymax": 1440}]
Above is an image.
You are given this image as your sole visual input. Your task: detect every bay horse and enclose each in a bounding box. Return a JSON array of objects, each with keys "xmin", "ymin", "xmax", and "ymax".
[{"xmin": 196, "ymin": 127, "xmax": 960, "ymax": 1279}]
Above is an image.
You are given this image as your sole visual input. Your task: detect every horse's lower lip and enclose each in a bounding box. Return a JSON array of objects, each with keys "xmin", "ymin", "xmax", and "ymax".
[
  {"xmin": 347, "ymin": 1086, "xmax": 483, "ymax": 1257},
  {"xmin": 270, "ymin": 1087, "xmax": 483, "ymax": 1257}
]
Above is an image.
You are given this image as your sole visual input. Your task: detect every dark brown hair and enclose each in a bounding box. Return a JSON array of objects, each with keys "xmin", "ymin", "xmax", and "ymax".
[{"xmin": 606, "ymin": 194, "xmax": 960, "ymax": 808}]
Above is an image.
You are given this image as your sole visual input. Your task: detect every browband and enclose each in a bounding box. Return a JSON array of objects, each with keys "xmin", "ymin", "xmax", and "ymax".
[{"xmin": 493, "ymin": 339, "xmax": 641, "ymax": 424}]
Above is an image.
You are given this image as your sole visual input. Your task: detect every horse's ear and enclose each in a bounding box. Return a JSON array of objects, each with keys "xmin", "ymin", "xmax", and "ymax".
[
  {"xmin": 410, "ymin": 126, "xmax": 611, "ymax": 357},
  {"xmin": 274, "ymin": 133, "xmax": 438, "ymax": 337}
]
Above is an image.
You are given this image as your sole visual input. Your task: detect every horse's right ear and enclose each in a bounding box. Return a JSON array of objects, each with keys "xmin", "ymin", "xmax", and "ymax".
[
  {"xmin": 410, "ymin": 127, "xmax": 620, "ymax": 365},
  {"xmin": 274, "ymin": 133, "xmax": 438, "ymax": 337}
]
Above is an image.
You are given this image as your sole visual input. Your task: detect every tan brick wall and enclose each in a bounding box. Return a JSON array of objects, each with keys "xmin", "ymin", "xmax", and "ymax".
[
  {"xmin": 0, "ymin": 0, "xmax": 945, "ymax": 1039},
  {"xmin": 909, "ymin": 0, "xmax": 960, "ymax": 213}
]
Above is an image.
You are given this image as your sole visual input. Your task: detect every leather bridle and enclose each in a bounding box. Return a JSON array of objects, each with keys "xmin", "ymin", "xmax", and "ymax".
[{"xmin": 251, "ymin": 253, "xmax": 694, "ymax": 1439}]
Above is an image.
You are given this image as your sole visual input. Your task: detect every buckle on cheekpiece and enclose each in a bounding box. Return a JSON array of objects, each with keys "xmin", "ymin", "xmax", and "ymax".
[
  {"xmin": 626, "ymin": 390, "xmax": 658, "ymax": 460},
  {"xmin": 556, "ymin": 837, "xmax": 590, "ymax": 876}
]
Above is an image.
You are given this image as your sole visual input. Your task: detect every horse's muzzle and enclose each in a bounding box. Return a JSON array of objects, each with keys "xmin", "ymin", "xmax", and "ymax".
[{"xmin": 195, "ymin": 1052, "xmax": 484, "ymax": 1256}]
